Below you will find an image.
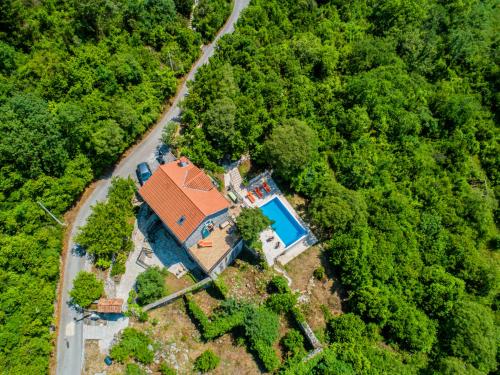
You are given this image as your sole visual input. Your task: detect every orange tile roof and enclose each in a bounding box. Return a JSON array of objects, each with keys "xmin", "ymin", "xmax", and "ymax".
[
  {"xmin": 139, "ymin": 158, "xmax": 229, "ymax": 243},
  {"xmin": 97, "ymin": 298, "xmax": 123, "ymax": 313}
]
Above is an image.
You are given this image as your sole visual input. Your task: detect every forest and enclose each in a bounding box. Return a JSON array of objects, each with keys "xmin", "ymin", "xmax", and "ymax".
[
  {"xmin": 0, "ymin": 0, "xmax": 228, "ymax": 372},
  {"xmin": 178, "ymin": 0, "xmax": 499, "ymax": 373}
]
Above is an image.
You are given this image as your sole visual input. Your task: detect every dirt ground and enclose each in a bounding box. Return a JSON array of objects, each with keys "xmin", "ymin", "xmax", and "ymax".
[
  {"xmin": 82, "ymin": 254, "xmax": 316, "ymax": 374},
  {"xmin": 134, "ymin": 297, "xmax": 263, "ymax": 375},
  {"xmin": 285, "ymin": 245, "xmax": 343, "ymax": 333},
  {"xmin": 83, "ymin": 340, "xmax": 123, "ymax": 375}
]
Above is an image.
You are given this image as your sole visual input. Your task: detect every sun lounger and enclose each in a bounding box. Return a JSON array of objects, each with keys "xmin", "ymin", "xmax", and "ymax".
[
  {"xmin": 262, "ymin": 181, "xmax": 271, "ymax": 193},
  {"xmin": 198, "ymin": 240, "xmax": 213, "ymax": 247},
  {"xmin": 247, "ymin": 192, "xmax": 256, "ymax": 203},
  {"xmin": 255, "ymin": 187, "xmax": 264, "ymax": 198}
]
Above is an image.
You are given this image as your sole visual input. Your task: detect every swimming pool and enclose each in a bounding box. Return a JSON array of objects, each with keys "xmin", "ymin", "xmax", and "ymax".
[{"xmin": 260, "ymin": 197, "xmax": 306, "ymax": 247}]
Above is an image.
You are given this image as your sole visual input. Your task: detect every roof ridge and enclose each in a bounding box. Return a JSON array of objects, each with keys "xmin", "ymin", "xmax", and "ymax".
[
  {"xmin": 158, "ymin": 165, "xmax": 206, "ymax": 218},
  {"xmin": 183, "ymin": 164, "xmax": 212, "ymax": 192}
]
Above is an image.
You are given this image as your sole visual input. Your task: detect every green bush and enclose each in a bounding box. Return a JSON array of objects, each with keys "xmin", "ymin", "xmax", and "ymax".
[
  {"xmin": 185, "ymin": 295, "xmax": 211, "ymax": 334},
  {"xmin": 265, "ymin": 292, "xmax": 297, "ymax": 314},
  {"xmin": 244, "ymin": 307, "xmax": 281, "ymax": 372},
  {"xmin": 69, "ymin": 271, "xmax": 104, "ymax": 308},
  {"xmin": 213, "ymin": 277, "xmax": 229, "ymax": 299},
  {"xmin": 267, "ymin": 276, "xmax": 290, "ymax": 294},
  {"xmin": 136, "ymin": 266, "xmax": 166, "ymax": 305},
  {"xmin": 313, "ymin": 266, "xmax": 325, "ymax": 280},
  {"xmin": 111, "ymin": 252, "xmax": 127, "ymax": 276},
  {"xmin": 110, "ymin": 328, "xmax": 154, "ymax": 364},
  {"xmin": 291, "ymin": 306, "xmax": 306, "ymax": 324},
  {"xmin": 281, "ymin": 329, "xmax": 306, "ymax": 358},
  {"xmin": 162, "ymin": 121, "xmax": 178, "ymax": 147},
  {"xmin": 125, "ymin": 363, "xmax": 147, "ymax": 375},
  {"xmin": 327, "ymin": 313, "xmax": 366, "ymax": 344},
  {"xmin": 159, "ymin": 362, "xmax": 176, "ymax": 375},
  {"xmin": 194, "ymin": 350, "xmax": 220, "ymax": 372}
]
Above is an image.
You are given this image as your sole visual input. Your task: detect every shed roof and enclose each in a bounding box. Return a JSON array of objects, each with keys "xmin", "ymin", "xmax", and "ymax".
[
  {"xmin": 97, "ymin": 298, "xmax": 123, "ymax": 313},
  {"xmin": 138, "ymin": 157, "xmax": 229, "ymax": 242}
]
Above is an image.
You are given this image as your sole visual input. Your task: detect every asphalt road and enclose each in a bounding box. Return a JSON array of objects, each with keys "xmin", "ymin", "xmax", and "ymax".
[{"xmin": 55, "ymin": 1, "xmax": 250, "ymax": 373}]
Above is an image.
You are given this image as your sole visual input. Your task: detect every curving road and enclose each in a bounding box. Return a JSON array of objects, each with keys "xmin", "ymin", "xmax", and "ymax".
[{"xmin": 55, "ymin": 1, "xmax": 250, "ymax": 373}]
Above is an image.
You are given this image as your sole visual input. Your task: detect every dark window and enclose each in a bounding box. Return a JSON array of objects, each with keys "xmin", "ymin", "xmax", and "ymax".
[{"xmin": 177, "ymin": 215, "xmax": 186, "ymax": 225}]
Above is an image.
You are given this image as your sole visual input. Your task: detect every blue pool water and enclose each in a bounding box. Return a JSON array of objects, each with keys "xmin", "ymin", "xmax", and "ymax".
[{"xmin": 260, "ymin": 197, "xmax": 307, "ymax": 247}]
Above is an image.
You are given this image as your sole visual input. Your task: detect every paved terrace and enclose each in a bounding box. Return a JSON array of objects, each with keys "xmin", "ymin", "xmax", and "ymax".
[{"xmin": 188, "ymin": 224, "xmax": 240, "ymax": 274}]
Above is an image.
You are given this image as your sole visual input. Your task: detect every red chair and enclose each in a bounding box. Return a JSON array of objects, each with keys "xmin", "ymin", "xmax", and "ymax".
[
  {"xmin": 262, "ymin": 181, "xmax": 271, "ymax": 193},
  {"xmin": 255, "ymin": 187, "xmax": 264, "ymax": 199}
]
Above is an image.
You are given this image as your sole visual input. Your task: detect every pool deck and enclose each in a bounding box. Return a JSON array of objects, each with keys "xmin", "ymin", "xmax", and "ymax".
[{"xmin": 227, "ymin": 169, "xmax": 317, "ymax": 265}]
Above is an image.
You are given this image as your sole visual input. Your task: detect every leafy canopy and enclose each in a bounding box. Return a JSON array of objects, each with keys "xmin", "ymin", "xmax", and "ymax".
[{"xmin": 69, "ymin": 271, "xmax": 104, "ymax": 308}]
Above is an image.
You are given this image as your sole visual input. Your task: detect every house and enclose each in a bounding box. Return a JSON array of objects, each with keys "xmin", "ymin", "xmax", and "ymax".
[
  {"xmin": 97, "ymin": 298, "xmax": 123, "ymax": 314},
  {"xmin": 139, "ymin": 157, "xmax": 243, "ymax": 276}
]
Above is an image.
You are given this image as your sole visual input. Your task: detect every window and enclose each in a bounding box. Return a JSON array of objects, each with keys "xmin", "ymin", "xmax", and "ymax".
[{"xmin": 177, "ymin": 215, "xmax": 186, "ymax": 225}]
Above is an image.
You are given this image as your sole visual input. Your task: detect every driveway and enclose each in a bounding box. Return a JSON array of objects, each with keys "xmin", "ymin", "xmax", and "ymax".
[{"xmin": 55, "ymin": 1, "xmax": 251, "ymax": 373}]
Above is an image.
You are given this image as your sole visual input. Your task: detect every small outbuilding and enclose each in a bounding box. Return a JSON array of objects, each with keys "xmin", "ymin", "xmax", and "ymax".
[{"xmin": 96, "ymin": 298, "xmax": 123, "ymax": 314}]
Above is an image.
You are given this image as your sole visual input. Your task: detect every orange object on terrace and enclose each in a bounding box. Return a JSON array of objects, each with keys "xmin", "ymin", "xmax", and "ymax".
[
  {"xmin": 246, "ymin": 191, "xmax": 256, "ymax": 203},
  {"xmin": 198, "ymin": 240, "xmax": 213, "ymax": 247}
]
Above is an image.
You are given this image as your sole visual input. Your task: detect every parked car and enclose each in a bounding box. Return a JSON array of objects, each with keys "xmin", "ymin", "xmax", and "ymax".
[
  {"xmin": 156, "ymin": 144, "xmax": 169, "ymax": 165},
  {"xmin": 136, "ymin": 162, "xmax": 152, "ymax": 185}
]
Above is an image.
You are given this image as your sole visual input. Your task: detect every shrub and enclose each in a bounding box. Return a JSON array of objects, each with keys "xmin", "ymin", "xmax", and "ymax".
[
  {"xmin": 313, "ymin": 266, "xmax": 325, "ymax": 280},
  {"xmin": 265, "ymin": 292, "xmax": 297, "ymax": 314},
  {"xmin": 110, "ymin": 328, "xmax": 154, "ymax": 364},
  {"xmin": 162, "ymin": 121, "xmax": 178, "ymax": 147},
  {"xmin": 159, "ymin": 362, "xmax": 176, "ymax": 375},
  {"xmin": 213, "ymin": 277, "xmax": 229, "ymax": 299},
  {"xmin": 281, "ymin": 329, "xmax": 306, "ymax": 358},
  {"xmin": 125, "ymin": 363, "xmax": 147, "ymax": 375},
  {"xmin": 291, "ymin": 306, "xmax": 306, "ymax": 324},
  {"xmin": 327, "ymin": 313, "xmax": 366, "ymax": 344},
  {"xmin": 267, "ymin": 276, "xmax": 290, "ymax": 294},
  {"xmin": 194, "ymin": 350, "xmax": 220, "ymax": 372},
  {"xmin": 136, "ymin": 266, "xmax": 166, "ymax": 305},
  {"xmin": 69, "ymin": 271, "xmax": 104, "ymax": 308},
  {"xmin": 111, "ymin": 252, "xmax": 127, "ymax": 276},
  {"xmin": 244, "ymin": 307, "xmax": 281, "ymax": 371},
  {"xmin": 185, "ymin": 295, "xmax": 211, "ymax": 334},
  {"xmin": 253, "ymin": 341, "xmax": 281, "ymax": 372}
]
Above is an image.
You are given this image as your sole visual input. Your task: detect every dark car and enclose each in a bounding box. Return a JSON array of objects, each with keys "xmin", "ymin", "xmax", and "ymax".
[
  {"xmin": 156, "ymin": 144, "xmax": 169, "ymax": 165},
  {"xmin": 136, "ymin": 162, "xmax": 152, "ymax": 185}
]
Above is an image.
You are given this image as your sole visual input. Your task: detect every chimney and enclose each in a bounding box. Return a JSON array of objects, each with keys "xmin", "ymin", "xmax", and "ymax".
[{"xmin": 178, "ymin": 157, "xmax": 189, "ymax": 167}]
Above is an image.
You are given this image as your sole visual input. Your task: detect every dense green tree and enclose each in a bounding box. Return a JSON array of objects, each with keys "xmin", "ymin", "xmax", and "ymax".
[
  {"xmin": 0, "ymin": 0, "xmax": 231, "ymax": 371},
  {"xmin": 179, "ymin": 0, "xmax": 499, "ymax": 372},
  {"xmin": 135, "ymin": 267, "xmax": 166, "ymax": 306},
  {"xmin": 327, "ymin": 313, "xmax": 366, "ymax": 344},
  {"xmin": 193, "ymin": 0, "xmax": 231, "ymax": 42},
  {"xmin": 442, "ymin": 301, "xmax": 497, "ymax": 373},
  {"xmin": 262, "ymin": 119, "xmax": 319, "ymax": 182},
  {"xmin": 236, "ymin": 207, "xmax": 272, "ymax": 250},
  {"xmin": 75, "ymin": 177, "xmax": 135, "ymax": 266},
  {"xmin": 69, "ymin": 271, "xmax": 104, "ymax": 308}
]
